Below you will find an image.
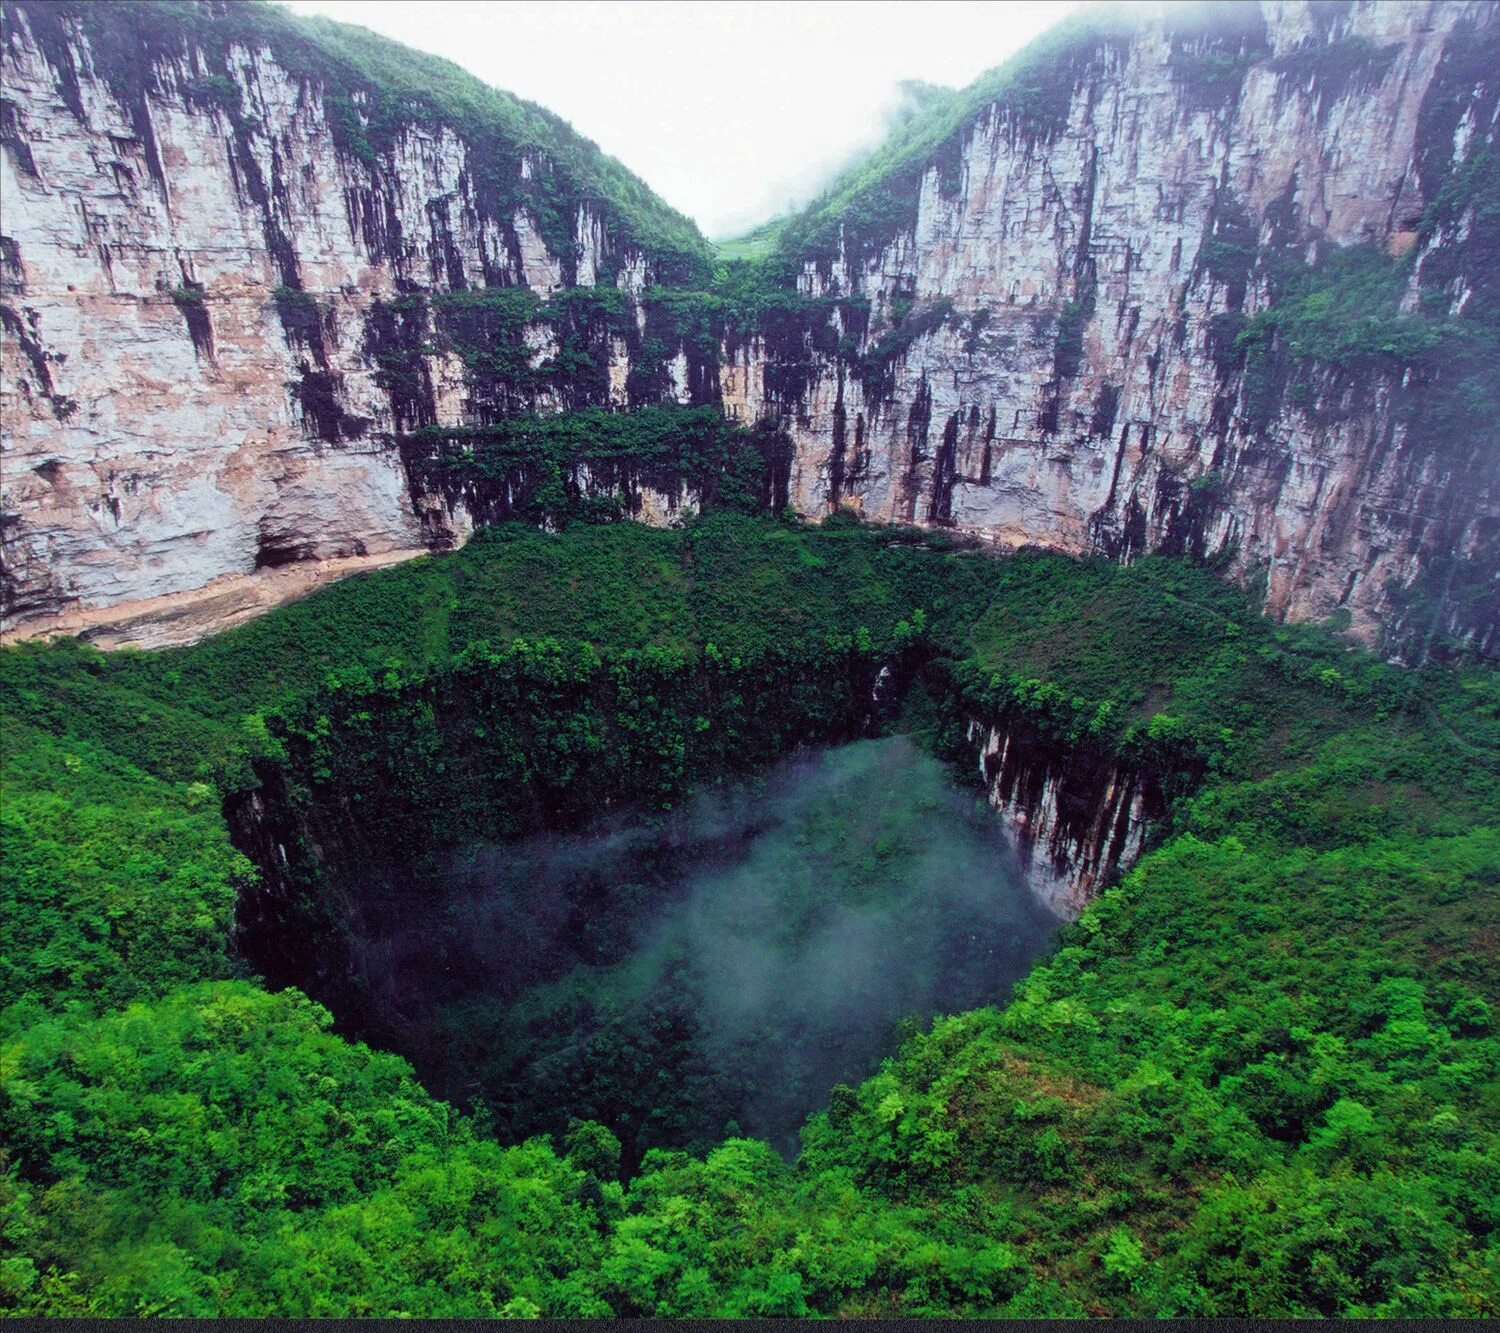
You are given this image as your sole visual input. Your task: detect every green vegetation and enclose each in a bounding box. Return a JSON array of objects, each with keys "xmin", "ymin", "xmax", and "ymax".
[
  {"xmin": 643, "ymin": 270, "xmax": 828, "ymax": 345},
  {"xmin": 5, "ymin": 11, "xmax": 1496, "ymax": 1312},
  {"xmin": 712, "ymin": 219, "xmax": 788, "ymax": 264},
  {"xmin": 1234, "ymin": 245, "xmax": 1443, "ymax": 368},
  {"xmin": 2, "ymin": 983, "xmax": 610, "ymax": 1316},
  {"xmin": 2, "ymin": 514, "xmax": 1496, "ymax": 1316},
  {"xmin": 18, "ymin": 0, "xmax": 708, "ymax": 278},
  {"xmin": 366, "ymin": 286, "xmax": 634, "ymax": 421},
  {"xmin": 769, "ymin": 8, "xmax": 1159, "ymax": 264},
  {"xmin": 1228, "ymin": 239, "xmax": 1500, "ymax": 485},
  {"xmin": 401, "ymin": 405, "xmax": 791, "ymax": 523},
  {"xmin": 363, "ymin": 271, "xmax": 838, "ymax": 427}
]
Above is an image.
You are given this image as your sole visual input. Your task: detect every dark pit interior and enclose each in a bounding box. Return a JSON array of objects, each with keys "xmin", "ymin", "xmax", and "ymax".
[{"xmin": 236, "ymin": 730, "xmax": 1060, "ymax": 1175}]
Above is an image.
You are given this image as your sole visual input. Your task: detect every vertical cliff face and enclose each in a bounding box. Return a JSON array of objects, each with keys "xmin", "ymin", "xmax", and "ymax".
[
  {"xmin": 963, "ymin": 715, "xmax": 1164, "ymax": 917},
  {"xmin": 2, "ymin": 0, "xmax": 1496, "ymax": 657},
  {"xmin": 0, "ymin": 0, "xmax": 711, "ymax": 633},
  {"xmin": 739, "ymin": 0, "xmax": 1499, "ymax": 659}
]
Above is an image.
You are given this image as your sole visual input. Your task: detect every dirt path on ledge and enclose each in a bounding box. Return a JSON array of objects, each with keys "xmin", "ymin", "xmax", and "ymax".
[{"xmin": 0, "ymin": 549, "xmax": 428, "ymax": 651}]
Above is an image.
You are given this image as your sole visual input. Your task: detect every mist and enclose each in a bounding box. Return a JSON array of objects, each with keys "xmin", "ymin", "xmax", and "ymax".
[
  {"xmin": 344, "ymin": 735, "xmax": 1062, "ymax": 1171},
  {"xmin": 716, "ymin": 79, "xmax": 963, "ymax": 241},
  {"xmin": 277, "ymin": 0, "xmax": 1083, "ymax": 238}
]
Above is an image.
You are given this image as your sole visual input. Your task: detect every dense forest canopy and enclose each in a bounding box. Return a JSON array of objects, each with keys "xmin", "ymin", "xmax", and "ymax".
[
  {"xmin": 2, "ymin": 0, "xmax": 1498, "ymax": 1316},
  {"xmin": 2, "ymin": 513, "xmax": 1496, "ymax": 1317}
]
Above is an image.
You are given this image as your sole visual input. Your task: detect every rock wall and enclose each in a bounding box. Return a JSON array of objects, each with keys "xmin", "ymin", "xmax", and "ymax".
[
  {"xmin": 740, "ymin": 0, "xmax": 1500, "ymax": 659},
  {"xmin": 966, "ymin": 715, "xmax": 1164, "ymax": 917},
  {"xmin": 3, "ymin": 0, "xmax": 1496, "ymax": 657},
  {"xmin": 0, "ymin": 0, "xmax": 705, "ymax": 635}
]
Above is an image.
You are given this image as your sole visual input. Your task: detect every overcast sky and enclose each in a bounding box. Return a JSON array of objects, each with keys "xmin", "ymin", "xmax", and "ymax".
[{"xmin": 279, "ymin": 0, "xmax": 1083, "ymax": 238}]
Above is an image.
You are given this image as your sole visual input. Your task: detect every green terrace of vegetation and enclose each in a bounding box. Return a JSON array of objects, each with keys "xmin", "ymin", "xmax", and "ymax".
[
  {"xmin": 393, "ymin": 405, "xmax": 795, "ymax": 525},
  {"xmin": 362, "ymin": 278, "xmax": 847, "ymax": 432},
  {"xmin": 2, "ymin": 512, "xmax": 1497, "ymax": 1317},
  {"xmin": 402, "ymin": 277, "xmax": 834, "ymax": 370},
  {"xmin": 712, "ymin": 219, "xmax": 788, "ymax": 265}
]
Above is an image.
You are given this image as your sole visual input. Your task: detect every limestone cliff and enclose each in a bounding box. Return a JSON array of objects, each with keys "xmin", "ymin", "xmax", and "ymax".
[
  {"xmin": 0, "ymin": 0, "xmax": 711, "ymax": 635},
  {"xmin": 737, "ymin": 0, "xmax": 1500, "ymax": 660},
  {"xmin": 966, "ymin": 715, "xmax": 1163, "ymax": 917},
  {"xmin": 2, "ymin": 0, "xmax": 1497, "ymax": 658}
]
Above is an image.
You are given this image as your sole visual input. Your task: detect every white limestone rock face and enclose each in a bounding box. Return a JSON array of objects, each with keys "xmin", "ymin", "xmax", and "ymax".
[
  {"xmin": 718, "ymin": 335, "xmax": 767, "ymax": 425},
  {"xmin": 761, "ymin": 0, "xmax": 1499, "ymax": 656},
  {"xmin": 0, "ymin": 4, "xmax": 671, "ymax": 633},
  {"xmin": 568, "ymin": 461, "xmax": 700, "ymax": 529},
  {"xmin": 3, "ymin": 0, "xmax": 1496, "ymax": 657},
  {"xmin": 967, "ymin": 718, "xmax": 1155, "ymax": 919}
]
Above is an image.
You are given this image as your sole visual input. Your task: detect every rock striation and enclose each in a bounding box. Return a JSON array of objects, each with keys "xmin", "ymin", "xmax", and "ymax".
[
  {"xmin": 966, "ymin": 715, "xmax": 1163, "ymax": 917},
  {"xmin": 740, "ymin": 0, "xmax": 1500, "ymax": 660},
  {"xmin": 0, "ymin": 0, "xmax": 706, "ymax": 633},
  {"xmin": 2, "ymin": 0, "xmax": 1497, "ymax": 657}
]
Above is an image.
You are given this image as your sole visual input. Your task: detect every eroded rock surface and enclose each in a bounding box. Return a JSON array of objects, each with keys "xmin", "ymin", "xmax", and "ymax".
[
  {"xmin": 2, "ymin": 0, "xmax": 1496, "ymax": 655},
  {"xmin": 741, "ymin": 0, "xmax": 1499, "ymax": 657},
  {"xmin": 0, "ymin": 1, "xmax": 698, "ymax": 633}
]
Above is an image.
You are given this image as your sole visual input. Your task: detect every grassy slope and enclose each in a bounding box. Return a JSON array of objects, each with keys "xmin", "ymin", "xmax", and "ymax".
[
  {"xmin": 1, "ymin": 517, "xmax": 1496, "ymax": 1316},
  {"xmin": 711, "ymin": 220, "xmax": 786, "ymax": 264}
]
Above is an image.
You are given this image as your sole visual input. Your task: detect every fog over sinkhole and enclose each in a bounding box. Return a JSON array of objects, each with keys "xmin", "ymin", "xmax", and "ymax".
[
  {"xmin": 345, "ymin": 735, "xmax": 1062, "ymax": 1172},
  {"xmin": 278, "ymin": 0, "xmax": 1083, "ymax": 237}
]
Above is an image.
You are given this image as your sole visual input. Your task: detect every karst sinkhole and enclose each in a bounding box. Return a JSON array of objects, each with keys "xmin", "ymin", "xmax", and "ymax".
[{"xmin": 230, "ymin": 726, "xmax": 1062, "ymax": 1178}]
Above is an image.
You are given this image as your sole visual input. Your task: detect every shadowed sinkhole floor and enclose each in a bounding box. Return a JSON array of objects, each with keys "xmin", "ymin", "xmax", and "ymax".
[{"xmin": 269, "ymin": 735, "xmax": 1063, "ymax": 1175}]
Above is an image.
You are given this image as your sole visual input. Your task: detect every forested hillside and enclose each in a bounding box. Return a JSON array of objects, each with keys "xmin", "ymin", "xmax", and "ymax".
[
  {"xmin": 3, "ymin": 514, "xmax": 1496, "ymax": 1316},
  {"xmin": 3, "ymin": 0, "xmax": 1498, "ymax": 1315}
]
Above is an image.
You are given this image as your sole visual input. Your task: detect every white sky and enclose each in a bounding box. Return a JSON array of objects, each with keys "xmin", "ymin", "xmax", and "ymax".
[{"xmin": 279, "ymin": 0, "xmax": 1083, "ymax": 238}]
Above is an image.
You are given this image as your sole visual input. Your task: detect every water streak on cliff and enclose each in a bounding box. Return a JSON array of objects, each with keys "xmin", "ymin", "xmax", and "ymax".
[{"xmin": 2, "ymin": 0, "xmax": 1496, "ymax": 656}]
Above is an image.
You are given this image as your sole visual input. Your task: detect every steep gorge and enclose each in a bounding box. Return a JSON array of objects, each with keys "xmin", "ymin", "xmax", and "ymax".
[
  {"xmin": 2, "ymin": 0, "xmax": 1497, "ymax": 659},
  {"xmin": 4, "ymin": 5, "xmax": 1500, "ymax": 1314},
  {"xmin": 0, "ymin": 0, "xmax": 716, "ymax": 629},
  {"xmin": 747, "ymin": 0, "xmax": 1500, "ymax": 660}
]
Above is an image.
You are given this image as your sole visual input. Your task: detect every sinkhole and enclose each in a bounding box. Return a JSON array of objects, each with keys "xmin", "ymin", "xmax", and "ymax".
[{"xmin": 234, "ymin": 732, "xmax": 1062, "ymax": 1177}]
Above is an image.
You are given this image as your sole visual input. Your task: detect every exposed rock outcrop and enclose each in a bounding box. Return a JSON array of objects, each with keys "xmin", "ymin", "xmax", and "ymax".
[
  {"xmin": 0, "ymin": 0, "xmax": 706, "ymax": 632},
  {"xmin": 2, "ymin": 0, "xmax": 1496, "ymax": 657},
  {"xmin": 966, "ymin": 715, "xmax": 1164, "ymax": 917},
  {"xmin": 741, "ymin": 0, "xmax": 1500, "ymax": 660}
]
